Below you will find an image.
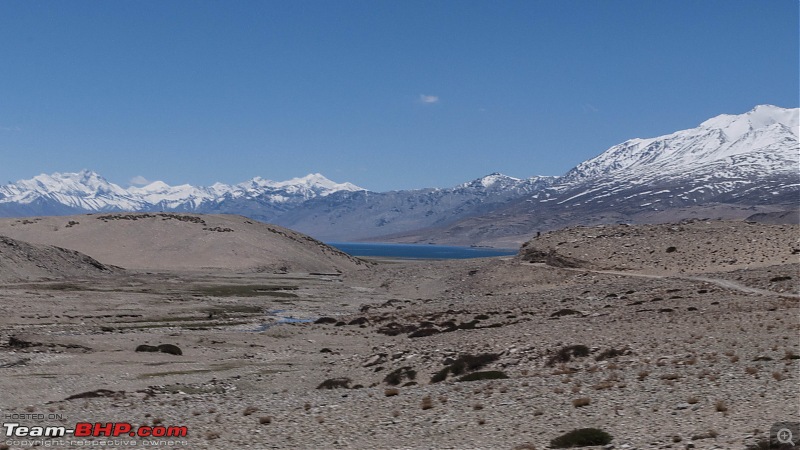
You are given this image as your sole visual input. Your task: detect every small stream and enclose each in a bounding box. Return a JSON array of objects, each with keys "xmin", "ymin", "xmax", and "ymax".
[{"xmin": 252, "ymin": 309, "xmax": 315, "ymax": 332}]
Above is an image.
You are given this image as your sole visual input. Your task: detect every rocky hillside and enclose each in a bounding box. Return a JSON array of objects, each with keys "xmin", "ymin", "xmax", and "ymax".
[
  {"xmin": 519, "ymin": 220, "xmax": 799, "ymax": 275},
  {"xmin": 0, "ymin": 235, "xmax": 114, "ymax": 282}
]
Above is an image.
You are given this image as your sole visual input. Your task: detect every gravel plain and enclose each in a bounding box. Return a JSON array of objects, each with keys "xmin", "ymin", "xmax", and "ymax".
[{"xmin": 0, "ymin": 219, "xmax": 797, "ymax": 450}]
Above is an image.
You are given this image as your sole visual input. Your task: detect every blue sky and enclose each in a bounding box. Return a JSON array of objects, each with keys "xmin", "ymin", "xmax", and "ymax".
[{"xmin": 1, "ymin": 0, "xmax": 797, "ymax": 191}]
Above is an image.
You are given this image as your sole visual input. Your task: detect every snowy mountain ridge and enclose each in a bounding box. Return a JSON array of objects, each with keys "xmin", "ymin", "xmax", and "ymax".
[
  {"xmin": 562, "ymin": 104, "xmax": 798, "ymax": 184},
  {"xmin": 0, "ymin": 171, "xmax": 365, "ymax": 212},
  {"xmin": 0, "ymin": 104, "xmax": 797, "ymax": 244}
]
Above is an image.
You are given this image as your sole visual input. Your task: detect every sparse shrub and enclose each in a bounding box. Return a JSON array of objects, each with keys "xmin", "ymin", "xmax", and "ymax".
[
  {"xmin": 383, "ymin": 366, "xmax": 417, "ymax": 386},
  {"xmin": 550, "ymin": 428, "xmax": 612, "ymax": 448},
  {"xmin": 550, "ymin": 308, "xmax": 583, "ymax": 318},
  {"xmin": 772, "ymin": 371, "xmax": 786, "ymax": 381},
  {"xmin": 691, "ymin": 430, "xmax": 719, "ymax": 440},
  {"xmin": 473, "ymin": 403, "xmax": 484, "ymax": 410},
  {"xmin": 431, "ymin": 367, "xmax": 450, "ymax": 383},
  {"xmin": 316, "ymin": 377, "xmax": 352, "ymax": 389},
  {"xmin": 258, "ymin": 416, "xmax": 271, "ymax": 425},
  {"xmin": 430, "ymin": 353, "xmax": 500, "ymax": 382},
  {"xmin": 745, "ymin": 366, "xmax": 759, "ymax": 375},
  {"xmin": 637, "ymin": 370, "xmax": 650, "ymax": 381},
  {"xmin": 666, "ymin": 246, "xmax": 677, "ymax": 253},
  {"xmin": 714, "ymin": 400, "xmax": 728, "ymax": 412},
  {"xmin": 457, "ymin": 371, "xmax": 509, "ymax": 382},
  {"xmin": 384, "ymin": 388, "xmax": 399, "ymax": 397},
  {"xmin": 242, "ymin": 406, "xmax": 258, "ymax": 416},
  {"xmin": 547, "ymin": 345, "xmax": 590, "ymax": 367},
  {"xmin": 552, "ymin": 364, "xmax": 577, "ymax": 375},
  {"xmin": 595, "ymin": 348, "xmax": 627, "ymax": 361},
  {"xmin": 572, "ymin": 397, "xmax": 591, "ymax": 407},
  {"xmin": 421, "ymin": 395, "xmax": 433, "ymax": 410},
  {"xmin": 407, "ymin": 324, "xmax": 442, "ymax": 337},
  {"xmin": 157, "ymin": 344, "xmax": 182, "ymax": 356},
  {"xmin": 770, "ymin": 276, "xmax": 792, "ymax": 282},
  {"xmin": 592, "ymin": 380, "xmax": 614, "ymax": 390},
  {"xmin": 135, "ymin": 344, "xmax": 159, "ymax": 353},
  {"xmin": 687, "ymin": 396, "xmax": 699, "ymax": 404},
  {"xmin": 205, "ymin": 431, "xmax": 220, "ymax": 440},
  {"xmin": 458, "ymin": 353, "xmax": 501, "ymax": 372}
]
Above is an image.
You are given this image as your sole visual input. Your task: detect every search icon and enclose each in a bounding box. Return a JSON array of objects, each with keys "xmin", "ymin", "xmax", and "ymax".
[{"xmin": 777, "ymin": 428, "xmax": 796, "ymax": 446}]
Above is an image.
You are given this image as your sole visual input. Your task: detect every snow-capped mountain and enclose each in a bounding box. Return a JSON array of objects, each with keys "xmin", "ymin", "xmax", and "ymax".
[
  {"xmin": 548, "ymin": 104, "xmax": 798, "ymax": 209},
  {"xmin": 0, "ymin": 170, "xmax": 148, "ymax": 212},
  {"xmin": 124, "ymin": 173, "xmax": 362, "ymax": 211},
  {"xmin": 0, "ymin": 171, "xmax": 365, "ymax": 217},
  {"xmin": 273, "ymin": 173, "xmax": 556, "ymax": 240},
  {"xmin": 563, "ymin": 104, "xmax": 797, "ymax": 183},
  {"xmin": 0, "ymin": 105, "xmax": 796, "ymax": 245},
  {"xmin": 389, "ymin": 105, "xmax": 799, "ymax": 246},
  {"xmin": 0, "ymin": 169, "xmax": 554, "ymax": 239}
]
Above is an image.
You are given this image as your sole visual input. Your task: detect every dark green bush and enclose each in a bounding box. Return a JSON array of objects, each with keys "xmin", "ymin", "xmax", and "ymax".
[{"xmin": 550, "ymin": 428, "xmax": 612, "ymax": 448}]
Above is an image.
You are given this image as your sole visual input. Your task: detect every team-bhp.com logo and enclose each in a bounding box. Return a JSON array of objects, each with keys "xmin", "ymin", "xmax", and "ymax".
[{"xmin": 5, "ymin": 422, "xmax": 188, "ymax": 438}]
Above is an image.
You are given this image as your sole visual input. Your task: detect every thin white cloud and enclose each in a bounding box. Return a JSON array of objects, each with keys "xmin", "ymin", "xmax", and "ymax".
[
  {"xmin": 129, "ymin": 175, "xmax": 150, "ymax": 186},
  {"xmin": 582, "ymin": 103, "xmax": 599, "ymax": 113},
  {"xmin": 0, "ymin": 125, "xmax": 21, "ymax": 132},
  {"xmin": 419, "ymin": 94, "xmax": 440, "ymax": 104}
]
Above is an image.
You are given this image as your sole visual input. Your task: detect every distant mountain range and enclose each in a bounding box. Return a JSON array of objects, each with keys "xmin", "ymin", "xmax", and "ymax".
[{"xmin": 2, "ymin": 105, "xmax": 797, "ymax": 246}]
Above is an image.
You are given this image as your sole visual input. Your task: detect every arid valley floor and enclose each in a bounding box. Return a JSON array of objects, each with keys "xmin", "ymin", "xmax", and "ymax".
[{"xmin": 0, "ymin": 214, "xmax": 797, "ymax": 449}]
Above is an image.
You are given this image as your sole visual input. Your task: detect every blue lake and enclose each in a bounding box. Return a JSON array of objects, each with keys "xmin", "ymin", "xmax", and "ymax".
[{"xmin": 327, "ymin": 242, "xmax": 517, "ymax": 259}]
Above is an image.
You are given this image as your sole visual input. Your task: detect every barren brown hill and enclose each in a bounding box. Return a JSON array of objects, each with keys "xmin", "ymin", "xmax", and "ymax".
[
  {"xmin": 0, "ymin": 235, "xmax": 114, "ymax": 282},
  {"xmin": 519, "ymin": 219, "xmax": 799, "ymax": 275},
  {"xmin": 0, "ymin": 213, "xmax": 368, "ymax": 273}
]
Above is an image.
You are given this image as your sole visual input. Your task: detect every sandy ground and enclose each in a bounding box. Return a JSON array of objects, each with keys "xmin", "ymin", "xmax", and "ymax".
[{"xmin": 0, "ymin": 220, "xmax": 798, "ymax": 450}]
